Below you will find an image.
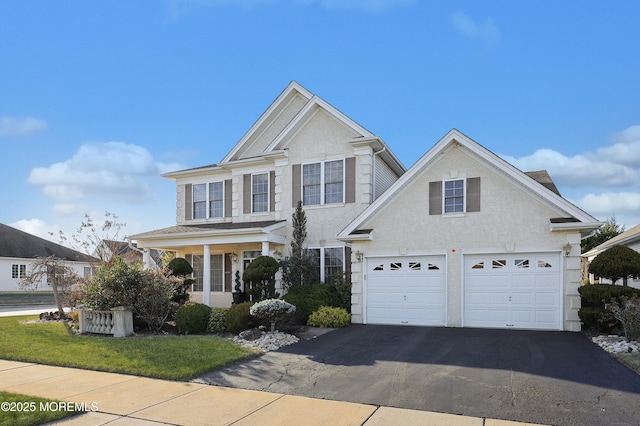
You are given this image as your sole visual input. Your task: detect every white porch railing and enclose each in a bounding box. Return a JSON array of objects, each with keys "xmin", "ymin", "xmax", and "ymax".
[{"xmin": 78, "ymin": 306, "xmax": 134, "ymax": 337}]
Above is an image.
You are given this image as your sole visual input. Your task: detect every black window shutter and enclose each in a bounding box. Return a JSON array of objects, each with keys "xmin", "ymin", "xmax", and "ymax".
[
  {"xmin": 292, "ymin": 164, "xmax": 301, "ymax": 207},
  {"xmin": 224, "ymin": 179, "xmax": 232, "ymax": 217},
  {"xmin": 243, "ymin": 174, "xmax": 251, "ymax": 214},
  {"xmin": 185, "ymin": 184, "xmax": 193, "ymax": 220},
  {"xmin": 429, "ymin": 181, "xmax": 442, "ymax": 215},
  {"xmin": 466, "ymin": 177, "xmax": 481, "ymax": 212},
  {"xmin": 345, "ymin": 157, "xmax": 356, "ymax": 203}
]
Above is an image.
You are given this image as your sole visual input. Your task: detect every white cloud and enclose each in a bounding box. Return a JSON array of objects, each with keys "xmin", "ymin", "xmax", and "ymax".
[
  {"xmin": 451, "ymin": 11, "xmax": 500, "ymax": 46},
  {"xmin": 10, "ymin": 218, "xmax": 61, "ymax": 243},
  {"xmin": 501, "ymin": 125, "xmax": 640, "ymax": 228},
  {"xmin": 0, "ymin": 116, "xmax": 48, "ymax": 137},
  {"xmin": 27, "ymin": 142, "xmax": 176, "ymax": 203}
]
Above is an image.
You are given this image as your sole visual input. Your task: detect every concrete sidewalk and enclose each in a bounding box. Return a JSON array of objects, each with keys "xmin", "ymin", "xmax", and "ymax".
[{"xmin": 0, "ymin": 360, "xmax": 543, "ymax": 426}]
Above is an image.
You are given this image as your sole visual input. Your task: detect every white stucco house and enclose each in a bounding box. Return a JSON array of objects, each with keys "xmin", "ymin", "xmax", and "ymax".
[
  {"xmin": 0, "ymin": 223, "xmax": 93, "ymax": 292},
  {"xmin": 582, "ymin": 223, "xmax": 640, "ymax": 288},
  {"xmin": 131, "ymin": 81, "xmax": 602, "ymax": 332}
]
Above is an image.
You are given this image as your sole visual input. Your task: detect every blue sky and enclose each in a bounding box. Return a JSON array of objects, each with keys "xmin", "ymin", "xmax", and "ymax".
[{"xmin": 1, "ymin": 0, "xmax": 639, "ymax": 247}]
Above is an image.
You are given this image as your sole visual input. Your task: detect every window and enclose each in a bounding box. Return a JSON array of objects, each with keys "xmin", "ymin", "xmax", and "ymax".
[
  {"xmin": 252, "ymin": 173, "xmax": 269, "ymax": 213},
  {"xmin": 193, "ymin": 184, "xmax": 207, "ymax": 219},
  {"xmin": 192, "ymin": 254, "xmax": 224, "ymax": 292},
  {"xmin": 303, "ymin": 160, "xmax": 344, "ymax": 206},
  {"xmin": 444, "ymin": 179, "xmax": 464, "ymax": 213},
  {"xmin": 11, "ymin": 264, "xmax": 26, "ymax": 279},
  {"xmin": 243, "ymin": 251, "xmax": 262, "ymax": 270},
  {"xmin": 192, "ymin": 182, "xmax": 225, "ymax": 220},
  {"xmin": 308, "ymin": 247, "xmax": 344, "ymax": 282},
  {"xmin": 209, "ymin": 182, "xmax": 223, "ymax": 218}
]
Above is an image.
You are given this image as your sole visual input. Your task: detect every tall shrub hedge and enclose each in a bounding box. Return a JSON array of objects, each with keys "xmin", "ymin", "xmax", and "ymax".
[{"xmin": 578, "ymin": 284, "xmax": 640, "ymax": 332}]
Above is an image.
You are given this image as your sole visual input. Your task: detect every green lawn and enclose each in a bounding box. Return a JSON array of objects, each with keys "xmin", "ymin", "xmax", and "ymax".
[
  {"xmin": 0, "ymin": 316, "xmax": 259, "ymax": 380},
  {"xmin": 0, "ymin": 391, "xmax": 80, "ymax": 426}
]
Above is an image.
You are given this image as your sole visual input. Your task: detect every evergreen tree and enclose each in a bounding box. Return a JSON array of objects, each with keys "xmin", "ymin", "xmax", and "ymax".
[
  {"xmin": 589, "ymin": 245, "xmax": 640, "ymax": 287},
  {"xmin": 582, "ymin": 217, "xmax": 625, "ymax": 253}
]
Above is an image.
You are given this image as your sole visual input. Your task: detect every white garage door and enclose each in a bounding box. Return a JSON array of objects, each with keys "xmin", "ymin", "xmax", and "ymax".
[
  {"xmin": 464, "ymin": 253, "xmax": 561, "ymax": 330},
  {"xmin": 366, "ymin": 255, "xmax": 446, "ymax": 326}
]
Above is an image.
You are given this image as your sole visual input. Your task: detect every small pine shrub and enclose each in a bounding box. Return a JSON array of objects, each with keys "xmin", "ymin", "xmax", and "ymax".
[
  {"xmin": 175, "ymin": 303, "xmax": 212, "ymax": 335},
  {"xmin": 225, "ymin": 302, "xmax": 259, "ymax": 334},
  {"xmin": 307, "ymin": 306, "xmax": 351, "ymax": 328},
  {"xmin": 208, "ymin": 307, "xmax": 229, "ymax": 333}
]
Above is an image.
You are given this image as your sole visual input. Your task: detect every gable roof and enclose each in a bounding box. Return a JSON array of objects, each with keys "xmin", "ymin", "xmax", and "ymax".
[
  {"xmin": 582, "ymin": 223, "xmax": 640, "ymax": 258},
  {"xmin": 163, "ymin": 81, "xmax": 405, "ymax": 179},
  {"xmin": 339, "ymin": 129, "xmax": 602, "ymax": 240},
  {"xmin": 0, "ymin": 223, "xmax": 90, "ymax": 262}
]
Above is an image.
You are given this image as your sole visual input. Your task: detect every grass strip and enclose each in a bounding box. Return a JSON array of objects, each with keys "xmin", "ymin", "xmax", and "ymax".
[
  {"xmin": 0, "ymin": 391, "xmax": 81, "ymax": 425},
  {"xmin": 0, "ymin": 316, "xmax": 259, "ymax": 380}
]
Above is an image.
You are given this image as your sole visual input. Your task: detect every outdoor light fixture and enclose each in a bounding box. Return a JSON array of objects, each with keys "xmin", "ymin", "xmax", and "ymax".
[
  {"xmin": 355, "ymin": 250, "xmax": 363, "ymax": 262},
  {"xmin": 230, "ymin": 252, "xmax": 238, "ymax": 263},
  {"xmin": 563, "ymin": 243, "xmax": 572, "ymax": 257}
]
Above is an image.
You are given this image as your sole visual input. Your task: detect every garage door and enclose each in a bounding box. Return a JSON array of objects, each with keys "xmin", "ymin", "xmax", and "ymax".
[
  {"xmin": 366, "ymin": 255, "xmax": 446, "ymax": 326},
  {"xmin": 464, "ymin": 253, "xmax": 561, "ymax": 330}
]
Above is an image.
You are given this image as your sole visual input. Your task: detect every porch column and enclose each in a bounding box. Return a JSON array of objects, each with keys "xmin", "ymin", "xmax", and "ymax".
[
  {"xmin": 203, "ymin": 245, "xmax": 211, "ymax": 306},
  {"xmin": 261, "ymin": 241, "xmax": 269, "ymax": 256}
]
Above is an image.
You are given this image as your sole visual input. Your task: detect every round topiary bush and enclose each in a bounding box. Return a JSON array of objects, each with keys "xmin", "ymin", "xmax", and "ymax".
[
  {"xmin": 175, "ymin": 302, "xmax": 212, "ymax": 335},
  {"xmin": 307, "ymin": 306, "xmax": 351, "ymax": 328},
  {"xmin": 208, "ymin": 307, "xmax": 229, "ymax": 333},
  {"xmin": 249, "ymin": 299, "xmax": 296, "ymax": 332}
]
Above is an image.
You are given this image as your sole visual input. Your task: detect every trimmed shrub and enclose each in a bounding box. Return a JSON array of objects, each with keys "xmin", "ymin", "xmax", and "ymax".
[
  {"xmin": 226, "ymin": 302, "xmax": 259, "ymax": 334},
  {"xmin": 250, "ymin": 299, "xmax": 296, "ymax": 332},
  {"xmin": 307, "ymin": 306, "xmax": 351, "ymax": 328},
  {"xmin": 578, "ymin": 284, "xmax": 640, "ymax": 332},
  {"xmin": 175, "ymin": 303, "xmax": 212, "ymax": 335},
  {"xmin": 208, "ymin": 307, "xmax": 229, "ymax": 333},
  {"xmin": 243, "ymin": 256, "xmax": 280, "ymax": 301},
  {"xmin": 282, "ymin": 283, "xmax": 341, "ymax": 321}
]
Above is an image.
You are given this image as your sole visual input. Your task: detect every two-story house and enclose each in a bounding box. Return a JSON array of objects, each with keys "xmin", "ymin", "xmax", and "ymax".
[
  {"xmin": 133, "ymin": 82, "xmax": 603, "ymax": 332},
  {"xmin": 130, "ymin": 81, "xmax": 405, "ymax": 307}
]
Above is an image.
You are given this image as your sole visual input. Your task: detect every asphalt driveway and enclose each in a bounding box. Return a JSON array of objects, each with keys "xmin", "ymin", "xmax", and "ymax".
[{"xmin": 195, "ymin": 325, "xmax": 640, "ymax": 426}]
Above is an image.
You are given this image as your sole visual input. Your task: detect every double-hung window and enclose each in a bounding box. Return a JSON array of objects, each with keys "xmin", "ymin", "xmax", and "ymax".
[
  {"xmin": 444, "ymin": 179, "xmax": 465, "ymax": 213},
  {"xmin": 192, "ymin": 254, "xmax": 224, "ymax": 292},
  {"xmin": 307, "ymin": 247, "xmax": 344, "ymax": 282},
  {"xmin": 193, "ymin": 184, "xmax": 207, "ymax": 219},
  {"xmin": 252, "ymin": 173, "xmax": 269, "ymax": 213},
  {"xmin": 192, "ymin": 182, "xmax": 224, "ymax": 220},
  {"xmin": 209, "ymin": 182, "xmax": 223, "ymax": 218},
  {"xmin": 303, "ymin": 159, "xmax": 344, "ymax": 206}
]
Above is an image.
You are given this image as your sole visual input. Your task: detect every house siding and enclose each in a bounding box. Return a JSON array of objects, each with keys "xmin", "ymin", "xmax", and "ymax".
[{"xmin": 349, "ymin": 145, "xmax": 582, "ymax": 331}]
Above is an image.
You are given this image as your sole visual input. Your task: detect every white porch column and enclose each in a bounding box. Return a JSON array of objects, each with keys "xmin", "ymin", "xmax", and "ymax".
[
  {"xmin": 203, "ymin": 245, "xmax": 211, "ymax": 306},
  {"xmin": 261, "ymin": 241, "xmax": 269, "ymax": 256}
]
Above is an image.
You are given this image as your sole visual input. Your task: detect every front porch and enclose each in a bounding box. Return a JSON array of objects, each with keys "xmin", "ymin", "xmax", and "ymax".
[{"xmin": 130, "ymin": 221, "xmax": 287, "ymax": 308}]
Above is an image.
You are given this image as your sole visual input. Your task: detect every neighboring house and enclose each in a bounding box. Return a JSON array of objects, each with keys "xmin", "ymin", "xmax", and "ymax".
[
  {"xmin": 338, "ymin": 129, "xmax": 602, "ymax": 332},
  {"xmin": 581, "ymin": 223, "xmax": 640, "ymax": 288},
  {"xmin": 129, "ymin": 81, "xmax": 406, "ymax": 307},
  {"xmin": 0, "ymin": 223, "xmax": 94, "ymax": 292},
  {"xmin": 94, "ymin": 239, "xmax": 163, "ymax": 269},
  {"xmin": 131, "ymin": 82, "xmax": 602, "ymax": 332}
]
